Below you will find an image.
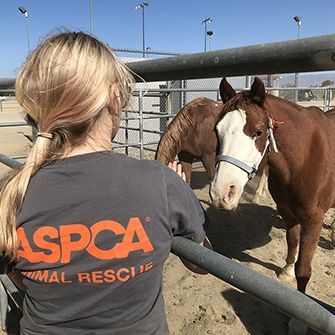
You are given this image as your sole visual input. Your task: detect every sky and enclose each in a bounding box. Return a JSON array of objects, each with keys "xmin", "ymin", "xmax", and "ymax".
[{"xmin": 1, "ymin": 0, "xmax": 335, "ymax": 77}]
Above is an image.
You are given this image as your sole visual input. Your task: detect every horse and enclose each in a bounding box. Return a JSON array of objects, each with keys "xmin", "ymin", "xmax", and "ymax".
[{"xmin": 210, "ymin": 77, "xmax": 335, "ymax": 293}]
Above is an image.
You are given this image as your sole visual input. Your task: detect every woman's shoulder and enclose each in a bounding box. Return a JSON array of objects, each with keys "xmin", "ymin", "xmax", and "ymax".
[
  {"xmin": 110, "ymin": 152, "xmax": 163, "ymax": 167},
  {"xmin": 109, "ymin": 153, "xmax": 182, "ymax": 184},
  {"xmin": 105, "ymin": 152, "xmax": 171, "ymax": 176}
]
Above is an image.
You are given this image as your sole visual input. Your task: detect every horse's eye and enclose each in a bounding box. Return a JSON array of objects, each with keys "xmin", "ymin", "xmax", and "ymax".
[{"xmin": 254, "ymin": 130, "xmax": 263, "ymax": 138}]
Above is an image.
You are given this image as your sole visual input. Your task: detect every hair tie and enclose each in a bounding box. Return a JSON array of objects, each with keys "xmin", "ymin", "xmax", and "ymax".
[{"xmin": 37, "ymin": 132, "xmax": 53, "ymax": 139}]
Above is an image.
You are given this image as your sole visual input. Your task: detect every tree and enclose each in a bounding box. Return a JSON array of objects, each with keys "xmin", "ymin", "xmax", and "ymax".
[{"xmin": 321, "ymin": 80, "xmax": 334, "ymax": 87}]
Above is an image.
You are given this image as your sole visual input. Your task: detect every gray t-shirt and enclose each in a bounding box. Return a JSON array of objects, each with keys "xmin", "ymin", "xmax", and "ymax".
[{"xmin": 15, "ymin": 151, "xmax": 207, "ymax": 335}]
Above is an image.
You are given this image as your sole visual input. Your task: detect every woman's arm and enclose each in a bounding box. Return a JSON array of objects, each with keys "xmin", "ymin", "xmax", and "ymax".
[
  {"xmin": 168, "ymin": 161, "xmax": 212, "ymax": 275},
  {"xmin": 179, "ymin": 236, "xmax": 212, "ymax": 274}
]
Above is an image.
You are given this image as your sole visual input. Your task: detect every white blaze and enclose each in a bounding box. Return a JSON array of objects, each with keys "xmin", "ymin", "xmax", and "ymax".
[{"xmin": 210, "ymin": 109, "xmax": 263, "ymax": 210}]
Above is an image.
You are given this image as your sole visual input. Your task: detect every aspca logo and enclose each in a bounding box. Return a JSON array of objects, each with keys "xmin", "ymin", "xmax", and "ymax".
[{"xmin": 17, "ymin": 217, "xmax": 154, "ymax": 264}]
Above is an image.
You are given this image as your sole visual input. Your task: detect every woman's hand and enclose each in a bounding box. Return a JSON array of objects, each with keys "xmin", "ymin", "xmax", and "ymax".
[{"xmin": 168, "ymin": 161, "xmax": 186, "ymax": 182}]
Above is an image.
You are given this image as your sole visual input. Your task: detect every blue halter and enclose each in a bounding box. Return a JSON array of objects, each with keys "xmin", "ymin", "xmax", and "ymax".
[{"xmin": 215, "ymin": 155, "xmax": 258, "ymax": 179}]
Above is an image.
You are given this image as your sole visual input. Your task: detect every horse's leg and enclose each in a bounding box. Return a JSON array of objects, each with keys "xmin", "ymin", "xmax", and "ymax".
[
  {"xmin": 277, "ymin": 207, "xmax": 300, "ymax": 281},
  {"xmin": 201, "ymin": 154, "xmax": 216, "ymax": 181},
  {"xmin": 177, "ymin": 152, "xmax": 193, "ymax": 185},
  {"xmin": 279, "ymin": 223, "xmax": 301, "ymax": 281},
  {"xmin": 331, "ymin": 219, "xmax": 335, "ymax": 247},
  {"xmin": 252, "ymin": 165, "xmax": 269, "ymax": 204},
  {"xmin": 295, "ymin": 213, "xmax": 323, "ymax": 293}
]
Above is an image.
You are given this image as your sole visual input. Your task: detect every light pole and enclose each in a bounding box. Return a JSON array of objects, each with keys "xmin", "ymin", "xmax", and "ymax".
[
  {"xmin": 207, "ymin": 30, "xmax": 214, "ymax": 51},
  {"xmin": 146, "ymin": 47, "xmax": 151, "ymax": 57},
  {"xmin": 293, "ymin": 15, "xmax": 301, "ymax": 101},
  {"xmin": 202, "ymin": 18, "xmax": 213, "ymax": 52},
  {"xmin": 135, "ymin": 2, "xmax": 149, "ymax": 58},
  {"xmin": 89, "ymin": 0, "xmax": 93, "ymax": 34},
  {"xmin": 18, "ymin": 6, "xmax": 30, "ymax": 53}
]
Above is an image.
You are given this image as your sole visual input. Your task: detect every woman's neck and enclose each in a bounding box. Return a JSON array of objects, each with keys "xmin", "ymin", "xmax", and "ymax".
[
  {"xmin": 61, "ymin": 114, "xmax": 114, "ymax": 158},
  {"xmin": 61, "ymin": 142, "xmax": 112, "ymax": 158}
]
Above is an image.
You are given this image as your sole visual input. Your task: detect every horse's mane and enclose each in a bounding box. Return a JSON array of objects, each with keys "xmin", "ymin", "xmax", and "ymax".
[
  {"xmin": 155, "ymin": 99, "xmax": 202, "ymax": 164},
  {"xmin": 325, "ymin": 107, "xmax": 335, "ymax": 120}
]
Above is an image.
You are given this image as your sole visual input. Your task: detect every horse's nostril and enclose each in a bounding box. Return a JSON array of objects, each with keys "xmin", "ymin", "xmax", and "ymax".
[
  {"xmin": 223, "ymin": 185, "xmax": 236, "ymax": 204},
  {"xmin": 228, "ymin": 185, "xmax": 236, "ymax": 197}
]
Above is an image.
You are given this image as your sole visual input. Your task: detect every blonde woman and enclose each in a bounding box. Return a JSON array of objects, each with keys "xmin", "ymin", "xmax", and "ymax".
[{"xmin": 0, "ymin": 32, "xmax": 210, "ymax": 334}]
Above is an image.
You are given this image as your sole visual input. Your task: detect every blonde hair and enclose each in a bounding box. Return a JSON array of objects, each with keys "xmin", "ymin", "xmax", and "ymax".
[{"xmin": 0, "ymin": 31, "xmax": 134, "ymax": 260}]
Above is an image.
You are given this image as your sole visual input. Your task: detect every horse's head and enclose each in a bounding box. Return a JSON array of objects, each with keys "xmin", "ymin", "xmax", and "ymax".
[{"xmin": 210, "ymin": 77, "xmax": 270, "ymax": 210}]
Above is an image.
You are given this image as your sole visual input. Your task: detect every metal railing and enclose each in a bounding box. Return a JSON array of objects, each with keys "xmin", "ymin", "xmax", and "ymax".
[
  {"xmin": 1, "ymin": 86, "xmax": 334, "ymax": 161},
  {"xmin": 126, "ymin": 34, "xmax": 335, "ymax": 81}
]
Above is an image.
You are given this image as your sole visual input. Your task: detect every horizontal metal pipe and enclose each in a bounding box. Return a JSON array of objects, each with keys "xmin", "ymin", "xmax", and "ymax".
[
  {"xmin": 10, "ymin": 154, "xmax": 28, "ymax": 160},
  {"xmin": 118, "ymin": 126, "xmax": 163, "ymax": 135},
  {"xmin": 0, "ymin": 79, "xmax": 15, "ymax": 90},
  {"xmin": 127, "ymin": 34, "xmax": 335, "ymax": 82},
  {"xmin": 141, "ymin": 147, "xmax": 156, "ymax": 153},
  {"xmin": 121, "ymin": 115, "xmax": 173, "ymax": 121},
  {"xmin": 0, "ymin": 122, "xmax": 27, "ymax": 127},
  {"xmin": 0, "ymin": 154, "xmax": 22, "ymax": 169},
  {"xmin": 133, "ymin": 87, "xmax": 333, "ymax": 93},
  {"xmin": 307, "ymin": 294, "xmax": 335, "ymax": 316},
  {"xmin": 171, "ymin": 237, "xmax": 335, "ymax": 335},
  {"xmin": 112, "ymin": 47, "xmax": 182, "ymax": 56}
]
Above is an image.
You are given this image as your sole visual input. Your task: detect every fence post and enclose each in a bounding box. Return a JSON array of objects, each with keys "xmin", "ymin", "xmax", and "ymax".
[
  {"xmin": 139, "ymin": 90, "xmax": 144, "ymax": 159},
  {"xmin": 245, "ymin": 75, "xmax": 251, "ymax": 89},
  {"xmin": 326, "ymin": 88, "xmax": 331, "ymax": 110},
  {"xmin": 159, "ymin": 84, "xmax": 169, "ymax": 132},
  {"xmin": 330, "ymin": 88, "xmax": 333, "ymax": 109},
  {"xmin": 125, "ymin": 110, "xmax": 129, "ymax": 156}
]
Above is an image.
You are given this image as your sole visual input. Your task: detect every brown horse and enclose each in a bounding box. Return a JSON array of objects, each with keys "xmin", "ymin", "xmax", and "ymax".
[
  {"xmin": 210, "ymin": 77, "xmax": 335, "ymax": 293},
  {"xmin": 155, "ymin": 97, "xmax": 224, "ymax": 184}
]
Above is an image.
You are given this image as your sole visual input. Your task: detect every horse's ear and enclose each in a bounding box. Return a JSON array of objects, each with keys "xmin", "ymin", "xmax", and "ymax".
[
  {"xmin": 219, "ymin": 78, "xmax": 236, "ymax": 103},
  {"xmin": 249, "ymin": 77, "xmax": 265, "ymax": 105}
]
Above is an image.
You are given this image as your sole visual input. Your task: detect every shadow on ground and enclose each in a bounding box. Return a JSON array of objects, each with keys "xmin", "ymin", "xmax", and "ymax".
[
  {"xmin": 190, "ymin": 170, "xmax": 286, "ymax": 275},
  {"xmin": 222, "ymin": 289, "xmax": 323, "ymax": 335},
  {"xmin": 190, "ymin": 170, "xmax": 211, "ymax": 190},
  {"xmin": 205, "ymin": 202, "xmax": 284, "ymax": 275}
]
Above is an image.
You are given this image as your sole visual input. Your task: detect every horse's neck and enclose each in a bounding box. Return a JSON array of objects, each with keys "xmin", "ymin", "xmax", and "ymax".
[
  {"xmin": 155, "ymin": 130, "xmax": 181, "ymax": 164},
  {"xmin": 265, "ymin": 97, "xmax": 303, "ymax": 183}
]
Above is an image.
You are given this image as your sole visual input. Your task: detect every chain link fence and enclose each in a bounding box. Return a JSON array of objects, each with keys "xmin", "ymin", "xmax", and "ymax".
[{"xmin": 1, "ymin": 48, "xmax": 335, "ymax": 165}]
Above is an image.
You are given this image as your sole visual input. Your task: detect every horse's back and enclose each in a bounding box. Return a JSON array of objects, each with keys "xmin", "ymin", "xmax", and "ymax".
[{"xmin": 183, "ymin": 97, "xmax": 223, "ymax": 119}]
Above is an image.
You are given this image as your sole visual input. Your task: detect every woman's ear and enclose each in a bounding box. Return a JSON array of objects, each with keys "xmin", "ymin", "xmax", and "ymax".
[{"xmin": 107, "ymin": 85, "xmax": 122, "ymax": 140}]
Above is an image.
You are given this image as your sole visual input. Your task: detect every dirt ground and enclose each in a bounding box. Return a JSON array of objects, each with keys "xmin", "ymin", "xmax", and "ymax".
[
  {"xmin": 1, "ymin": 100, "xmax": 334, "ymax": 335},
  {"xmin": 164, "ymin": 168, "xmax": 335, "ymax": 335}
]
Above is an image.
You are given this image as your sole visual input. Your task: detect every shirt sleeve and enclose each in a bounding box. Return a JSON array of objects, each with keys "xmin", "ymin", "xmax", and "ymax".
[{"xmin": 163, "ymin": 165, "xmax": 208, "ymax": 244}]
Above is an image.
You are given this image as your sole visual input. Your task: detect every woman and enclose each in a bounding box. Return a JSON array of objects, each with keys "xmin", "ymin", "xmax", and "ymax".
[{"xmin": 0, "ymin": 32, "xmax": 209, "ymax": 334}]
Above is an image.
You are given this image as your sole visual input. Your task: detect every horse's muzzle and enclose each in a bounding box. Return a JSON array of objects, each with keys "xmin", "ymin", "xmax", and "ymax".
[{"xmin": 209, "ymin": 183, "xmax": 241, "ymax": 211}]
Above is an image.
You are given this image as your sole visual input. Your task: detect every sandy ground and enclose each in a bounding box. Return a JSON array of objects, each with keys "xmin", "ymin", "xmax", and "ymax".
[
  {"xmin": 164, "ymin": 169, "xmax": 335, "ymax": 335},
  {"xmin": 0, "ymin": 98, "xmax": 30, "ymax": 179},
  {"xmin": 1, "ymin": 100, "xmax": 334, "ymax": 335}
]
